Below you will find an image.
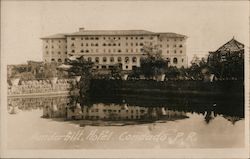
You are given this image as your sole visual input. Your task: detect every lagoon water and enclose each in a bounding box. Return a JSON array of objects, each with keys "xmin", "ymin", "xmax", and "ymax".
[{"xmin": 7, "ymin": 95, "xmax": 245, "ymax": 149}]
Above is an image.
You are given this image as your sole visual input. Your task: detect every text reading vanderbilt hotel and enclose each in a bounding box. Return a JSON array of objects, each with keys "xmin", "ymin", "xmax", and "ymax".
[{"xmin": 41, "ymin": 28, "xmax": 188, "ymax": 70}]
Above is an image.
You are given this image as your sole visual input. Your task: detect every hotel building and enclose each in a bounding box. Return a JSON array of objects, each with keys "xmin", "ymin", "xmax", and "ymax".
[{"xmin": 41, "ymin": 28, "xmax": 188, "ymax": 70}]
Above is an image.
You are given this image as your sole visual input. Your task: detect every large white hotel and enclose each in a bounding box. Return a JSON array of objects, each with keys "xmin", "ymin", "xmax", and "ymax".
[{"xmin": 41, "ymin": 28, "xmax": 188, "ymax": 70}]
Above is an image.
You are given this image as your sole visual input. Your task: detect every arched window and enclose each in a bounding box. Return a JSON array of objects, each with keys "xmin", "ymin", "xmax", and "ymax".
[
  {"xmin": 103, "ymin": 57, "xmax": 107, "ymax": 62},
  {"xmin": 95, "ymin": 57, "xmax": 99, "ymax": 63},
  {"xmin": 173, "ymin": 58, "xmax": 178, "ymax": 64},
  {"xmin": 117, "ymin": 57, "xmax": 122, "ymax": 63},
  {"xmin": 125, "ymin": 57, "xmax": 129, "ymax": 63},
  {"xmin": 87, "ymin": 57, "xmax": 92, "ymax": 62},
  {"xmin": 58, "ymin": 59, "xmax": 62, "ymax": 62},
  {"xmin": 110, "ymin": 57, "xmax": 114, "ymax": 62},
  {"xmin": 51, "ymin": 58, "xmax": 55, "ymax": 62},
  {"xmin": 132, "ymin": 57, "xmax": 137, "ymax": 63},
  {"xmin": 103, "ymin": 43, "xmax": 106, "ymax": 46},
  {"xmin": 81, "ymin": 50, "xmax": 84, "ymax": 53},
  {"xmin": 86, "ymin": 50, "xmax": 89, "ymax": 53}
]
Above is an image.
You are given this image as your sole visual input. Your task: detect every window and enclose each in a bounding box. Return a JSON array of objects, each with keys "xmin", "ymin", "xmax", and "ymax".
[
  {"xmin": 126, "ymin": 65, "xmax": 128, "ymax": 69},
  {"xmin": 110, "ymin": 57, "xmax": 114, "ymax": 62},
  {"xmin": 135, "ymin": 43, "xmax": 138, "ymax": 46},
  {"xmin": 182, "ymin": 58, "xmax": 184, "ymax": 62},
  {"xmin": 95, "ymin": 57, "xmax": 99, "ymax": 63},
  {"xmin": 118, "ymin": 49, "xmax": 121, "ymax": 53},
  {"xmin": 180, "ymin": 50, "xmax": 182, "ymax": 53},
  {"xmin": 58, "ymin": 51, "xmax": 61, "ymax": 55},
  {"xmin": 167, "ymin": 50, "xmax": 169, "ymax": 54},
  {"xmin": 81, "ymin": 43, "xmax": 84, "ymax": 46},
  {"xmin": 125, "ymin": 57, "xmax": 129, "ymax": 63},
  {"xmin": 96, "ymin": 49, "xmax": 99, "ymax": 53},
  {"xmin": 126, "ymin": 43, "xmax": 128, "ymax": 46},
  {"xmin": 167, "ymin": 44, "xmax": 169, "ymax": 48},
  {"xmin": 179, "ymin": 44, "xmax": 183, "ymax": 48},
  {"xmin": 126, "ymin": 37, "xmax": 128, "ymax": 40},
  {"xmin": 71, "ymin": 50, "xmax": 75, "ymax": 53},
  {"xmin": 103, "ymin": 37, "xmax": 106, "ymax": 40},
  {"xmin": 103, "ymin": 43, "xmax": 106, "ymax": 46},
  {"xmin": 96, "ymin": 43, "xmax": 98, "ymax": 46},
  {"xmin": 174, "ymin": 50, "xmax": 177, "ymax": 53},
  {"xmin": 126, "ymin": 49, "xmax": 128, "ymax": 52},
  {"xmin": 113, "ymin": 43, "xmax": 116, "ymax": 46},
  {"xmin": 51, "ymin": 40, "xmax": 54, "ymax": 43},
  {"xmin": 118, "ymin": 43, "xmax": 121, "ymax": 46},
  {"xmin": 174, "ymin": 38, "xmax": 176, "ymax": 41},
  {"xmin": 58, "ymin": 59, "xmax": 62, "ymax": 62},
  {"xmin": 131, "ymin": 43, "xmax": 133, "ymax": 46},
  {"xmin": 71, "ymin": 37, "xmax": 75, "ymax": 40},
  {"xmin": 58, "ymin": 45, "xmax": 61, "ymax": 48},
  {"xmin": 103, "ymin": 49, "xmax": 106, "ymax": 53},
  {"xmin": 140, "ymin": 43, "xmax": 143, "ymax": 46},
  {"xmin": 90, "ymin": 37, "xmax": 94, "ymax": 40},
  {"xmin": 45, "ymin": 46, "xmax": 48, "ymax": 48},
  {"xmin": 91, "ymin": 43, "xmax": 94, "ymax": 46},
  {"xmin": 71, "ymin": 43, "xmax": 74, "ymax": 47},
  {"xmin": 58, "ymin": 40, "xmax": 61, "ymax": 43},
  {"xmin": 86, "ymin": 43, "xmax": 88, "ymax": 46},
  {"xmin": 166, "ymin": 58, "xmax": 170, "ymax": 62},
  {"xmin": 132, "ymin": 57, "xmax": 137, "ymax": 63},
  {"xmin": 131, "ymin": 37, "xmax": 133, "ymax": 40},
  {"xmin": 131, "ymin": 49, "xmax": 133, "ymax": 52},
  {"xmin": 108, "ymin": 43, "xmax": 111, "ymax": 46},
  {"xmin": 174, "ymin": 44, "xmax": 177, "ymax": 47},
  {"xmin": 87, "ymin": 57, "xmax": 92, "ymax": 62},
  {"xmin": 85, "ymin": 37, "xmax": 89, "ymax": 40},
  {"xmin": 86, "ymin": 50, "xmax": 89, "ymax": 53},
  {"xmin": 51, "ymin": 45, "xmax": 54, "ymax": 48},
  {"xmin": 173, "ymin": 58, "xmax": 178, "ymax": 64},
  {"xmin": 140, "ymin": 37, "xmax": 144, "ymax": 40},
  {"xmin": 96, "ymin": 37, "xmax": 99, "ymax": 40},
  {"xmin": 108, "ymin": 49, "xmax": 111, "ymax": 53},
  {"xmin": 65, "ymin": 52, "xmax": 67, "ymax": 54},
  {"xmin": 81, "ymin": 38, "xmax": 83, "ymax": 40},
  {"xmin": 103, "ymin": 57, "xmax": 107, "ymax": 62},
  {"xmin": 46, "ymin": 51, "xmax": 49, "ymax": 55},
  {"xmin": 117, "ymin": 57, "xmax": 122, "ymax": 62},
  {"xmin": 51, "ymin": 58, "xmax": 55, "ymax": 62},
  {"xmin": 150, "ymin": 36, "xmax": 153, "ymax": 40},
  {"xmin": 81, "ymin": 50, "xmax": 84, "ymax": 53}
]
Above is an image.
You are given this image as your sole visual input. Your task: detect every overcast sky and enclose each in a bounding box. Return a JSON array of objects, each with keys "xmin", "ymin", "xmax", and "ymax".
[{"xmin": 1, "ymin": 1, "xmax": 249, "ymax": 65}]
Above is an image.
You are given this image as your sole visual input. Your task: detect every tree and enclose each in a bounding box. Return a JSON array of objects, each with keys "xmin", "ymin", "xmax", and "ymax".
[
  {"xmin": 66, "ymin": 56, "xmax": 94, "ymax": 108},
  {"xmin": 188, "ymin": 55, "xmax": 208, "ymax": 80},
  {"xmin": 140, "ymin": 45, "xmax": 168, "ymax": 78}
]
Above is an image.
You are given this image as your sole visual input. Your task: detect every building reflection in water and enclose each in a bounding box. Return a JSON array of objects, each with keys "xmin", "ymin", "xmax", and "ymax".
[{"xmin": 7, "ymin": 95, "xmax": 243, "ymax": 125}]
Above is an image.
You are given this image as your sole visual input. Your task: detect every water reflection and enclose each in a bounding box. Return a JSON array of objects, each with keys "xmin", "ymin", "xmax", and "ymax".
[{"xmin": 7, "ymin": 95, "xmax": 244, "ymax": 125}]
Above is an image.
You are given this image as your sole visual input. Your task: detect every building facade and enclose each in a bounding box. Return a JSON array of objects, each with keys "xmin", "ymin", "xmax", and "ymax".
[{"xmin": 41, "ymin": 28, "xmax": 188, "ymax": 70}]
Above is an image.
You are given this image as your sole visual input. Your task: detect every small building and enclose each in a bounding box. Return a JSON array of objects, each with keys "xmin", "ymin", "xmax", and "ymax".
[{"xmin": 207, "ymin": 37, "xmax": 244, "ymax": 80}]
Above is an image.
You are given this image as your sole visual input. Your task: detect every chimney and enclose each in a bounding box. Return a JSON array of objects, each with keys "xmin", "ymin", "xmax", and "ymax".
[{"xmin": 79, "ymin": 27, "xmax": 85, "ymax": 32}]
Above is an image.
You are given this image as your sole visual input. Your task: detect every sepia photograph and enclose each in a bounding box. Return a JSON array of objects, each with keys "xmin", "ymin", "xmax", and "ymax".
[{"xmin": 0, "ymin": 0, "xmax": 249, "ymax": 158}]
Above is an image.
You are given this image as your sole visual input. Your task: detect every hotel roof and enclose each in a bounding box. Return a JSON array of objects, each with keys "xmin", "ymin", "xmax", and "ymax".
[
  {"xmin": 69, "ymin": 30, "xmax": 155, "ymax": 36},
  {"xmin": 41, "ymin": 29, "xmax": 187, "ymax": 39},
  {"xmin": 40, "ymin": 33, "xmax": 66, "ymax": 39}
]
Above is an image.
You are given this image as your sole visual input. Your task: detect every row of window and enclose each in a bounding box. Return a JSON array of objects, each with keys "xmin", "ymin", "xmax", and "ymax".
[
  {"xmin": 45, "ymin": 43, "xmax": 182, "ymax": 49},
  {"xmin": 46, "ymin": 51, "xmax": 67, "ymax": 55},
  {"xmin": 85, "ymin": 56, "xmax": 138, "ymax": 64},
  {"xmin": 49, "ymin": 57, "xmax": 184, "ymax": 65},
  {"xmin": 166, "ymin": 57, "xmax": 184, "ymax": 64},
  {"xmin": 71, "ymin": 48, "xmax": 142, "ymax": 53},
  {"xmin": 166, "ymin": 50, "xmax": 183, "ymax": 54},
  {"xmin": 70, "ymin": 36, "xmax": 153, "ymax": 41}
]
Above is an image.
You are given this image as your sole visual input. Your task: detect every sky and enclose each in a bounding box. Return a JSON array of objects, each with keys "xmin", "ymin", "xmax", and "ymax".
[{"xmin": 1, "ymin": 1, "xmax": 249, "ymax": 65}]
